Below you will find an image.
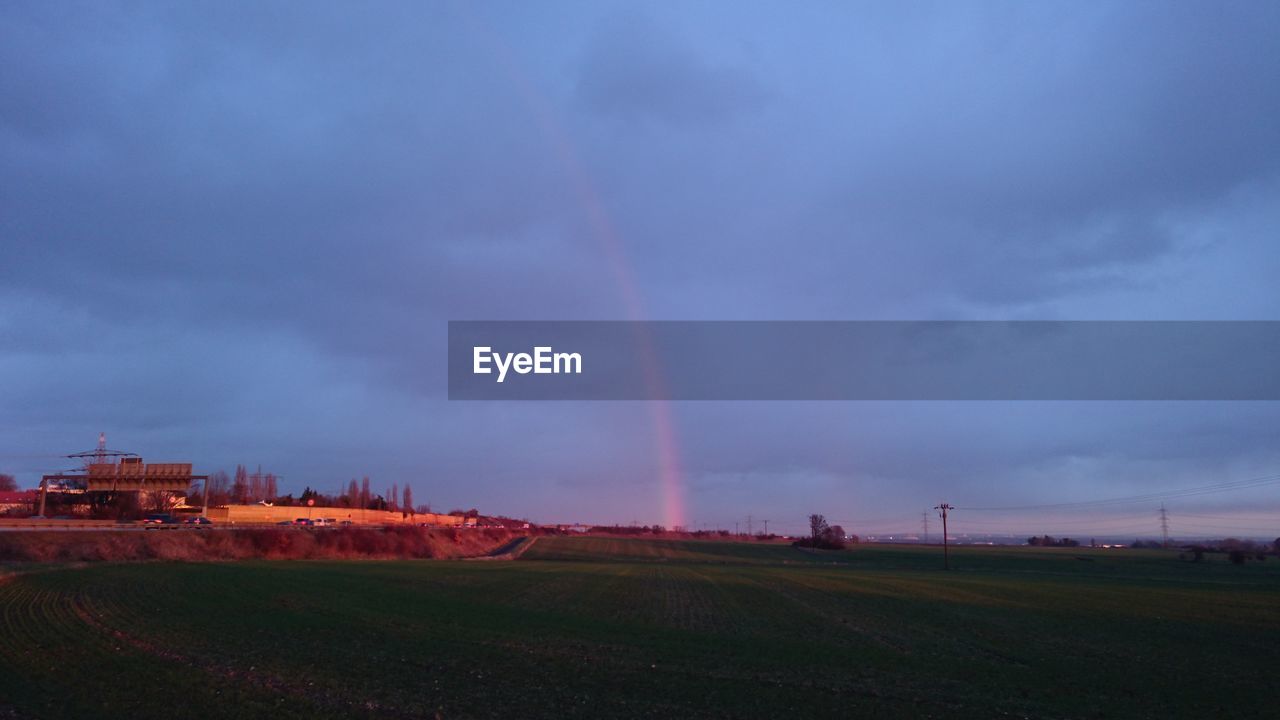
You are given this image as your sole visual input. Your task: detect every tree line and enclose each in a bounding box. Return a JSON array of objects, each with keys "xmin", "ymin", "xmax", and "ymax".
[{"xmin": 191, "ymin": 466, "xmax": 424, "ymax": 514}]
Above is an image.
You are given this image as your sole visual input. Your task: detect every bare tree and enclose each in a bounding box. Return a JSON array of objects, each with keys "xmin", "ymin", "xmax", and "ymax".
[
  {"xmin": 202, "ymin": 470, "xmax": 231, "ymax": 506},
  {"xmin": 0, "ymin": 473, "xmax": 17, "ymax": 492},
  {"xmin": 402, "ymin": 485, "xmax": 413, "ymax": 514},
  {"xmin": 360, "ymin": 476, "xmax": 371, "ymax": 509},
  {"xmin": 809, "ymin": 514, "xmax": 829, "ymax": 547},
  {"xmin": 143, "ymin": 490, "xmax": 179, "ymax": 513},
  {"xmin": 232, "ymin": 465, "xmax": 249, "ymax": 504}
]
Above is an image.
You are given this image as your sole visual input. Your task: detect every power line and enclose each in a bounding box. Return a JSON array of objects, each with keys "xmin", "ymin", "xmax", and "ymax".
[
  {"xmin": 1172, "ymin": 507, "xmax": 1280, "ymax": 517},
  {"xmin": 1173, "ymin": 521, "xmax": 1280, "ymax": 533},
  {"xmin": 958, "ymin": 512, "xmax": 1154, "ymax": 527},
  {"xmin": 961, "ymin": 473, "xmax": 1280, "ymax": 512}
]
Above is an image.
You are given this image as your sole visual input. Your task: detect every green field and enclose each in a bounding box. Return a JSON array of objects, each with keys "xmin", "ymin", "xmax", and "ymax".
[{"xmin": 2, "ymin": 538, "xmax": 1277, "ymax": 719}]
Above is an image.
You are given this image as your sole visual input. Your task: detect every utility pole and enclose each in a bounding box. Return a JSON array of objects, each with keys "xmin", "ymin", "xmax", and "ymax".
[
  {"xmin": 746, "ymin": 514, "xmax": 754, "ymax": 536},
  {"xmin": 1159, "ymin": 505, "xmax": 1170, "ymax": 548},
  {"xmin": 762, "ymin": 519, "xmax": 769, "ymax": 535},
  {"xmin": 921, "ymin": 511, "xmax": 930, "ymax": 544},
  {"xmin": 935, "ymin": 503, "xmax": 953, "ymax": 570},
  {"xmin": 734, "ymin": 521, "xmax": 739, "ymax": 535}
]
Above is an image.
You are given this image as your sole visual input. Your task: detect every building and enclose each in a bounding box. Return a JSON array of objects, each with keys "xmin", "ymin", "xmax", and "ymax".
[
  {"xmin": 38, "ymin": 434, "xmax": 206, "ymax": 516},
  {"xmin": 0, "ymin": 490, "xmax": 37, "ymax": 516}
]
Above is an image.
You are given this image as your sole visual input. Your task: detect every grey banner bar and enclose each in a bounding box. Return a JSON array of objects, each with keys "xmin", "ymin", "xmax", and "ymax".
[{"xmin": 448, "ymin": 321, "xmax": 1280, "ymax": 400}]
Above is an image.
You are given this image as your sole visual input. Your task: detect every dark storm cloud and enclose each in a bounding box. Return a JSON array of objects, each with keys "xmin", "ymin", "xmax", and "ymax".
[
  {"xmin": 3, "ymin": 1, "xmax": 1280, "ymax": 533},
  {"xmin": 575, "ymin": 12, "xmax": 770, "ymax": 126}
]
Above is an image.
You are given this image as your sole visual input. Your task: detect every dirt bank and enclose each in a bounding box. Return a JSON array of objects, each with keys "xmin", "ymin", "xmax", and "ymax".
[{"xmin": 0, "ymin": 526, "xmax": 522, "ymax": 563}]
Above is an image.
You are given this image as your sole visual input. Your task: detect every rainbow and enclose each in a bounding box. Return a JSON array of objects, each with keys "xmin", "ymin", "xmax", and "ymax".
[{"xmin": 459, "ymin": 11, "xmax": 688, "ymax": 529}]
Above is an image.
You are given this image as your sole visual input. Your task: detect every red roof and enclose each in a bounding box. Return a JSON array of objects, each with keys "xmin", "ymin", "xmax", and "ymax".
[{"xmin": 0, "ymin": 490, "xmax": 37, "ymax": 503}]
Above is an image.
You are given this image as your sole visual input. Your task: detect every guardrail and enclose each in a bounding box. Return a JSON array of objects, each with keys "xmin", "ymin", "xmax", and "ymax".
[{"xmin": 0, "ymin": 519, "xmax": 124, "ymax": 529}]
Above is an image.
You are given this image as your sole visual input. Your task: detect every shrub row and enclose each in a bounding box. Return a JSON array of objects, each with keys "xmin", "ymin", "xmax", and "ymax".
[{"xmin": 0, "ymin": 526, "xmax": 516, "ymax": 563}]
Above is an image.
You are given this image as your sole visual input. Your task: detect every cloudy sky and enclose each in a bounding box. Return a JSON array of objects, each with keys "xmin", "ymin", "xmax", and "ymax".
[{"xmin": 3, "ymin": 1, "xmax": 1280, "ymax": 538}]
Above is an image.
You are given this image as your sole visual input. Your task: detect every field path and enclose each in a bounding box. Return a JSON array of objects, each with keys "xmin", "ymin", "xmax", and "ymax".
[{"xmin": 466, "ymin": 534, "xmax": 538, "ymax": 561}]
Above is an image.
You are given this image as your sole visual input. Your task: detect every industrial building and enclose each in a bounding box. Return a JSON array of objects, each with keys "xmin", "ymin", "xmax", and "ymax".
[{"xmin": 38, "ymin": 433, "xmax": 206, "ymax": 516}]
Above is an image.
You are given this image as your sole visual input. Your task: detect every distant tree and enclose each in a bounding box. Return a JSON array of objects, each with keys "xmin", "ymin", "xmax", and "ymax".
[
  {"xmin": 809, "ymin": 514, "xmax": 828, "ymax": 547},
  {"xmin": 115, "ymin": 491, "xmax": 143, "ymax": 521},
  {"xmin": 206, "ymin": 470, "xmax": 231, "ymax": 506},
  {"xmin": 0, "ymin": 473, "xmax": 17, "ymax": 492},
  {"xmin": 264, "ymin": 473, "xmax": 278, "ymax": 501},
  {"xmin": 1028, "ymin": 535, "xmax": 1079, "ymax": 547},
  {"xmin": 390, "ymin": 483, "xmax": 399, "ymax": 512},
  {"xmin": 1221, "ymin": 538, "xmax": 1254, "ymax": 552},
  {"xmin": 347, "ymin": 480, "xmax": 360, "ymax": 507},
  {"xmin": 402, "ymin": 485, "xmax": 413, "ymax": 514},
  {"xmin": 794, "ymin": 515, "xmax": 844, "ymax": 550},
  {"xmin": 1274, "ymin": 537, "xmax": 1280, "ymax": 554},
  {"xmin": 360, "ymin": 477, "xmax": 371, "ymax": 509},
  {"xmin": 142, "ymin": 490, "xmax": 179, "ymax": 513},
  {"xmin": 1229, "ymin": 550, "xmax": 1247, "ymax": 565},
  {"xmin": 231, "ymin": 465, "xmax": 249, "ymax": 504}
]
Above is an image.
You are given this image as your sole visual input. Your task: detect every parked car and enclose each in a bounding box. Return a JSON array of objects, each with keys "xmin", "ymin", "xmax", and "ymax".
[
  {"xmin": 182, "ymin": 517, "xmax": 212, "ymax": 525},
  {"xmin": 142, "ymin": 514, "xmax": 178, "ymax": 527},
  {"xmin": 293, "ymin": 518, "xmax": 313, "ymax": 526},
  {"xmin": 275, "ymin": 520, "xmax": 294, "ymax": 526}
]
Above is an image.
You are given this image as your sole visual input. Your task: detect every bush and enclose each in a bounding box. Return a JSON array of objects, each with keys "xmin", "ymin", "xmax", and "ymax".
[{"xmin": 792, "ymin": 529, "xmax": 846, "ymax": 551}]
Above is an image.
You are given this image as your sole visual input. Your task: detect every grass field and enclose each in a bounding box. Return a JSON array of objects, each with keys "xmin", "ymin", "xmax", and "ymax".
[{"xmin": 2, "ymin": 538, "xmax": 1277, "ymax": 719}]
